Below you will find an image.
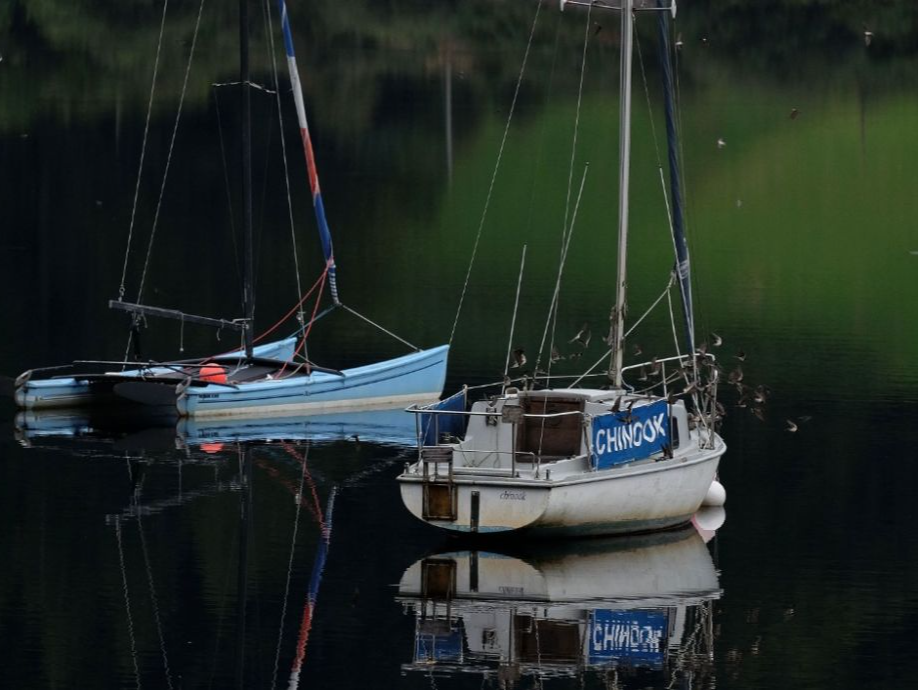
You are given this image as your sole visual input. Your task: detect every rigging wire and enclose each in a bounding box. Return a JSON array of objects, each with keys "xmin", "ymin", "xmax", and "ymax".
[
  {"xmin": 535, "ymin": 3, "xmax": 594, "ymax": 377},
  {"xmin": 212, "ymin": 89, "xmax": 243, "ymax": 296},
  {"xmin": 270, "ymin": 441, "xmax": 310, "ymax": 690},
  {"xmin": 114, "ymin": 517, "xmax": 142, "ymax": 690},
  {"xmin": 448, "ymin": 0, "xmax": 544, "ymax": 347},
  {"xmin": 264, "ymin": 0, "xmax": 308, "ymax": 341},
  {"xmin": 123, "ymin": 0, "xmax": 209, "ymax": 364},
  {"xmin": 136, "ymin": 494, "xmax": 175, "ymax": 690},
  {"xmin": 568, "ymin": 274, "xmax": 675, "ymax": 389},
  {"xmin": 118, "ymin": 0, "xmax": 171, "ymax": 304},
  {"xmin": 501, "ymin": 246, "xmax": 528, "ymax": 395}
]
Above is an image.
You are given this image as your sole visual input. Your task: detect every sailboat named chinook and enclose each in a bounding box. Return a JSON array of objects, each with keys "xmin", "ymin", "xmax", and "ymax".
[
  {"xmin": 12, "ymin": 0, "xmax": 448, "ymax": 419},
  {"xmin": 398, "ymin": 0, "xmax": 726, "ymax": 537}
]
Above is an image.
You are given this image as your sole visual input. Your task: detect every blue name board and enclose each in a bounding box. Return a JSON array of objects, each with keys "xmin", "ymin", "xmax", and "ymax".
[
  {"xmin": 592, "ymin": 400, "xmax": 669, "ymax": 469},
  {"xmin": 588, "ymin": 610, "xmax": 667, "ymax": 668}
]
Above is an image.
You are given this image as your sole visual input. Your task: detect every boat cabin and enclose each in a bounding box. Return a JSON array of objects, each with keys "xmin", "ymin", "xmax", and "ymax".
[{"xmin": 423, "ymin": 389, "xmax": 689, "ymax": 477}]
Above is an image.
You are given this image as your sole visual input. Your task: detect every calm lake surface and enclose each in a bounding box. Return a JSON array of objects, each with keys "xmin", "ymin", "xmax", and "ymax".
[{"xmin": 2, "ymin": 1, "xmax": 918, "ymax": 688}]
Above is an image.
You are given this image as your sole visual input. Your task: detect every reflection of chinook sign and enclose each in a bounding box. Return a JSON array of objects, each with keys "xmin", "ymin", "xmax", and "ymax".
[
  {"xmin": 595, "ymin": 413, "xmax": 667, "ymax": 454},
  {"xmin": 592, "ymin": 620, "xmax": 663, "ymax": 653}
]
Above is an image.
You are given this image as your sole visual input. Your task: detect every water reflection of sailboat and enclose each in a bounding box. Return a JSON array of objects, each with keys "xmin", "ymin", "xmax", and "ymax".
[{"xmin": 397, "ymin": 524, "xmax": 721, "ymax": 684}]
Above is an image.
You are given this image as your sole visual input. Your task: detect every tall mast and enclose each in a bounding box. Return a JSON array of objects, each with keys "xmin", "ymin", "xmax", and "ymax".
[
  {"xmin": 240, "ymin": 0, "xmax": 255, "ymax": 357},
  {"xmin": 611, "ymin": 0, "xmax": 633, "ymax": 387}
]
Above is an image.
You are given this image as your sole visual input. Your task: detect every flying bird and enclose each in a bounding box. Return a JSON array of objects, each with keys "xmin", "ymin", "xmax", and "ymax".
[
  {"xmin": 717, "ymin": 137, "xmax": 726, "ymax": 149},
  {"xmin": 863, "ymin": 25, "xmax": 873, "ymax": 47},
  {"xmin": 785, "ymin": 419, "xmax": 798, "ymax": 432},
  {"xmin": 569, "ymin": 323, "xmax": 591, "ymax": 348},
  {"xmin": 790, "ymin": 107, "xmax": 800, "ymax": 120},
  {"xmin": 710, "ymin": 332, "xmax": 723, "ymax": 347},
  {"xmin": 734, "ymin": 349, "xmax": 746, "ymax": 361},
  {"xmin": 675, "ymin": 33, "xmax": 683, "ymax": 50}
]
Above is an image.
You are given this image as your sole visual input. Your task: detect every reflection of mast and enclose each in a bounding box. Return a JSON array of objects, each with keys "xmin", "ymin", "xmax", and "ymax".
[
  {"xmin": 236, "ymin": 445, "xmax": 252, "ymax": 688},
  {"xmin": 288, "ymin": 489, "xmax": 336, "ymax": 689}
]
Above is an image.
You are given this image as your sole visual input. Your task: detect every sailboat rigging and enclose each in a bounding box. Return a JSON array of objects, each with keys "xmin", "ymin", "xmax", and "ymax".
[
  {"xmin": 398, "ymin": 0, "xmax": 727, "ymax": 537},
  {"xmin": 12, "ymin": 0, "xmax": 449, "ymax": 419}
]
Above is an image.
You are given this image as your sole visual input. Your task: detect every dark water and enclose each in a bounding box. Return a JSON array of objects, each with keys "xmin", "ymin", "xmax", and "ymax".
[{"xmin": 3, "ymin": 1, "xmax": 918, "ymax": 688}]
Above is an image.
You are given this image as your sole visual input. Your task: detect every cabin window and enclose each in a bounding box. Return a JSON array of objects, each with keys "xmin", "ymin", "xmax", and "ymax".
[
  {"xmin": 670, "ymin": 415, "xmax": 681, "ymax": 449},
  {"xmin": 515, "ymin": 397, "xmax": 584, "ymax": 461}
]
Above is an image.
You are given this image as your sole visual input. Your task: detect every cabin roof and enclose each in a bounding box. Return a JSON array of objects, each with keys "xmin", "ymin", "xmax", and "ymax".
[{"xmin": 518, "ymin": 388, "xmax": 625, "ymax": 403}]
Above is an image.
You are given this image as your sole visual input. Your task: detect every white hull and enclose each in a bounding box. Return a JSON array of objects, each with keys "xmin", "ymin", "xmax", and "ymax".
[{"xmin": 400, "ymin": 441, "xmax": 723, "ymax": 536}]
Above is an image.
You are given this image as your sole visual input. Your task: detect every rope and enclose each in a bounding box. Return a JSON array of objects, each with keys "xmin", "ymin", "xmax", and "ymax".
[
  {"xmin": 501, "ymin": 245, "xmax": 527, "ymax": 394},
  {"xmin": 124, "ymin": 0, "xmax": 208, "ymax": 364},
  {"xmin": 535, "ymin": 3, "xmax": 593, "ymax": 375},
  {"xmin": 278, "ymin": 271, "xmax": 327, "ymax": 378},
  {"xmin": 448, "ymin": 0, "xmax": 543, "ymax": 346},
  {"xmin": 253, "ymin": 268, "xmax": 328, "ymax": 346},
  {"xmin": 118, "ymin": 0, "xmax": 170, "ymax": 303}
]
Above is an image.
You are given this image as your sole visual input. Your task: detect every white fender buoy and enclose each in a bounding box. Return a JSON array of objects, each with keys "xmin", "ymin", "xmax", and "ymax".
[{"xmin": 702, "ymin": 479, "xmax": 726, "ymax": 507}]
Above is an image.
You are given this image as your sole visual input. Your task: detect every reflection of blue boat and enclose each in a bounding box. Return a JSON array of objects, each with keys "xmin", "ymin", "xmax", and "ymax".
[
  {"xmin": 14, "ymin": 402, "xmax": 422, "ymax": 449},
  {"xmin": 398, "ymin": 525, "xmax": 721, "ymax": 680}
]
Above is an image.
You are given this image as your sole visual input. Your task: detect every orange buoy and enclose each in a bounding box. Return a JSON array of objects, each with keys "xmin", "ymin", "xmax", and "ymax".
[{"xmin": 199, "ymin": 364, "xmax": 228, "ymax": 384}]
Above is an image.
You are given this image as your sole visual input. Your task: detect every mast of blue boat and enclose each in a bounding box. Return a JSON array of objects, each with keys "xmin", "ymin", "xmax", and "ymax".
[
  {"xmin": 611, "ymin": 0, "xmax": 634, "ymax": 388},
  {"xmin": 656, "ymin": 0, "xmax": 696, "ymax": 357},
  {"xmin": 241, "ymin": 0, "xmax": 255, "ymax": 358}
]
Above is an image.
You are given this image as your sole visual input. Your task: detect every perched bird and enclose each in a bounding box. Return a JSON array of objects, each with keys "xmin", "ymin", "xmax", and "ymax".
[
  {"xmin": 611, "ymin": 395, "xmax": 622, "ymax": 413},
  {"xmin": 511, "ymin": 348, "xmax": 527, "ymax": 368},
  {"xmin": 790, "ymin": 107, "xmax": 800, "ymax": 120},
  {"xmin": 717, "ymin": 137, "xmax": 726, "ymax": 149},
  {"xmin": 649, "ymin": 357, "xmax": 661, "ymax": 377},
  {"xmin": 785, "ymin": 419, "xmax": 798, "ymax": 432},
  {"xmin": 696, "ymin": 341, "xmax": 709, "ymax": 356},
  {"xmin": 569, "ymin": 323, "xmax": 591, "ymax": 348},
  {"xmin": 637, "ymin": 365, "xmax": 648, "ymax": 382},
  {"xmin": 711, "ymin": 332, "xmax": 723, "ymax": 347}
]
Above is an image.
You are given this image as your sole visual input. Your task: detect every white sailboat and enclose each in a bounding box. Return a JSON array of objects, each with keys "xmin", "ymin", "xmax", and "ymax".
[{"xmin": 398, "ymin": 0, "xmax": 726, "ymax": 536}]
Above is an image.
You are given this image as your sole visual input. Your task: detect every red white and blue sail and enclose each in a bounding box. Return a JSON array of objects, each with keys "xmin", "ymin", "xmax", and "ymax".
[{"xmin": 277, "ymin": 0, "xmax": 340, "ymax": 304}]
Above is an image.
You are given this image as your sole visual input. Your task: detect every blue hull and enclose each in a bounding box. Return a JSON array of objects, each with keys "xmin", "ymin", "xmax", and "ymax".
[
  {"xmin": 178, "ymin": 345, "xmax": 449, "ymax": 418},
  {"xmin": 15, "ymin": 338, "xmax": 449, "ymax": 420}
]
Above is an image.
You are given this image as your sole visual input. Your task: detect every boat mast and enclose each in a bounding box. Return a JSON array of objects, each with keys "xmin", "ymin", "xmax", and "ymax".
[
  {"xmin": 240, "ymin": 0, "xmax": 255, "ymax": 358},
  {"xmin": 611, "ymin": 0, "xmax": 634, "ymax": 388}
]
